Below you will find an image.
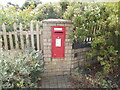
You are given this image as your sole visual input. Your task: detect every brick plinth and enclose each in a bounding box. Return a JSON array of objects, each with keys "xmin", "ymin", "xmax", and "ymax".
[{"xmin": 42, "ymin": 19, "xmax": 73, "ymax": 76}]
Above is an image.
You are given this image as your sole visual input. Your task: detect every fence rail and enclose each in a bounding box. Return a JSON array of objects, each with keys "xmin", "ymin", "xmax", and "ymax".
[{"xmin": 0, "ymin": 22, "xmax": 43, "ymax": 51}]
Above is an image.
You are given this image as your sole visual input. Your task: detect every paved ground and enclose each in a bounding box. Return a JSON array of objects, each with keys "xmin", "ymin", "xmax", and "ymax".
[{"xmin": 41, "ymin": 74, "xmax": 73, "ymax": 88}]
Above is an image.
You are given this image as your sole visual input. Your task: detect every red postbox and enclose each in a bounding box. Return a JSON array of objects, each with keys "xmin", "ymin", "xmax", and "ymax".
[{"xmin": 52, "ymin": 26, "xmax": 66, "ymax": 58}]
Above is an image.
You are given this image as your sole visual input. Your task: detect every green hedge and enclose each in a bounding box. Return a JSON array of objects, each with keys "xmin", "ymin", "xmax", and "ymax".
[{"xmin": 0, "ymin": 49, "xmax": 44, "ymax": 88}]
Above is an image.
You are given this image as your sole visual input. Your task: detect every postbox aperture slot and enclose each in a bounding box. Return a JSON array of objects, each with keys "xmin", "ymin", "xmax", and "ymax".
[{"xmin": 54, "ymin": 31, "xmax": 63, "ymax": 33}]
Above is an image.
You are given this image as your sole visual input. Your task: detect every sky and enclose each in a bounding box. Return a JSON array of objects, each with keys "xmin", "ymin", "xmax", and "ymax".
[
  {"xmin": 0, "ymin": 0, "xmax": 60, "ymax": 6},
  {"xmin": 0, "ymin": 0, "xmax": 119, "ymax": 7}
]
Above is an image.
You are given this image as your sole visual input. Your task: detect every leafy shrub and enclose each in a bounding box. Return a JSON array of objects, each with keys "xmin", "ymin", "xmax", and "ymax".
[
  {"xmin": 64, "ymin": 1, "xmax": 120, "ymax": 74},
  {"xmin": 0, "ymin": 49, "xmax": 44, "ymax": 88},
  {"xmin": 64, "ymin": 2, "xmax": 120, "ymax": 87}
]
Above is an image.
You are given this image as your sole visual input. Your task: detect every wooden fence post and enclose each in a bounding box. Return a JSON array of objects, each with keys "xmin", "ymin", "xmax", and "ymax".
[
  {"xmin": 13, "ymin": 23, "xmax": 19, "ymax": 49},
  {"xmin": 39, "ymin": 23, "xmax": 43, "ymax": 51},
  {"xmin": 25, "ymin": 27, "xmax": 29, "ymax": 49},
  {"xmin": 36, "ymin": 22, "xmax": 40, "ymax": 50},
  {"xmin": 30, "ymin": 21, "xmax": 35, "ymax": 49},
  {"xmin": 9, "ymin": 31, "xmax": 13, "ymax": 50},
  {"xmin": 2, "ymin": 23, "xmax": 8, "ymax": 50},
  {"xmin": 20, "ymin": 23, "xmax": 24, "ymax": 49},
  {"xmin": 0, "ymin": 35, "xmax": 2, "ymax": 49}
]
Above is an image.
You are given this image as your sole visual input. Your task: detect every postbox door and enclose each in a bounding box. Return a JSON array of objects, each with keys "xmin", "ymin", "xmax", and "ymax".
[{"xmin": 52, "ymin": 26, "xmax": 66, "ymax": 58}]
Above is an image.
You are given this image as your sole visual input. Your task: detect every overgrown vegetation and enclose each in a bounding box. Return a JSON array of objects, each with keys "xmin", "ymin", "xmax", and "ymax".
[
  {"xmin": 0, "ymin": 0, "xmax": 62, "ymax": 31},
  {"xmin": 64, "ymin": 1, "xmax": 120, "ymax": 88},
  {"xmin": 0, "ymin": 49, "xmax": 44, "ymax": 88}
]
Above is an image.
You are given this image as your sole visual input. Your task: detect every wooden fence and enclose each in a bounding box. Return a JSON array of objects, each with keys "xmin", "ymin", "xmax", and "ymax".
[
  {"xmin": 0, "ymin": 22, "xmax": 43, "ymax": 51},
  {"xmin": 0, "ymin": 21, "xmax": 102, "ymax": 51},
  {"xmin": 84, "ymin": 24, "xmax": 102, "ymax": 43}
]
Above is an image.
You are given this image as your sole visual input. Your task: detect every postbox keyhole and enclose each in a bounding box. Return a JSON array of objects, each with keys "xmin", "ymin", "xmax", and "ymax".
[{"xmin": 57, "ymin": 36, "xmax": 60, "ymax": 38}]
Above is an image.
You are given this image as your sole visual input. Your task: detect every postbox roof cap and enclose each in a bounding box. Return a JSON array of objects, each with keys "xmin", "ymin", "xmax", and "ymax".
[{"xmin": 42, "ymin": 19, "xmax": 72, "ymax": 24}]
